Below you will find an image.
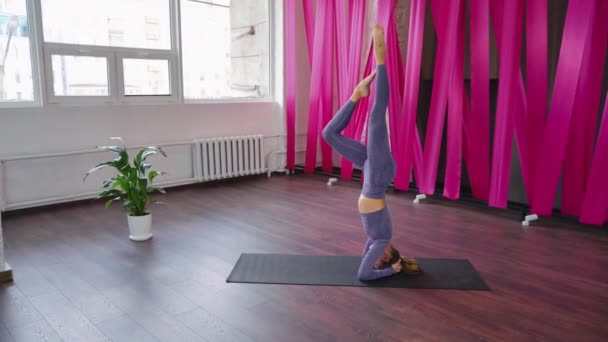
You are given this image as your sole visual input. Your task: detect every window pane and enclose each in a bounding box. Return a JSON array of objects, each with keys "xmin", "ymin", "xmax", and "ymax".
[
  {"xmin": 181, "ymin": 0, "xmax": 269, "ymax": 99},
  {"xmin": 0, "ymin": 0, "xmax": 34, "ymax": 102},
  {"xmin": 123, "ymin": 58, "xmax": 170, "ymax": 96},
  {"xmin": 41, "ymin": 0, "xmax": 171, "ymax": 50},
  {"xmin": 51, "ymin": 55, "xmax": 109, "ymax": 96}
]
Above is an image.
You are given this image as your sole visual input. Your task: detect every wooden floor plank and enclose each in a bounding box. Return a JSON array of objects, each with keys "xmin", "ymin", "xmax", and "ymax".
[
  {"xmin": 96, "ymin": 314, "xmax": 158, "ymax": 342},
  {"xmin": 4, "ymin": 318, "xmax": 62, "ymax": 342},
  {"xmin": 100, "ymin": 284, "xmax": 203, "ymax": 341},
  {"xmin": 175, "ymin": 306, "xmax": 254, "ymax": 342},
  {"xmin": 0, "ymin": 322, "xmax": 15, "ymax": 342},
  {"xmin": 29, "ymin": 292, "xmax": 110, "ymax": 342},
  {"xmin": 0, "ymin": 284, "xmax": 46, "ymax": 329}
]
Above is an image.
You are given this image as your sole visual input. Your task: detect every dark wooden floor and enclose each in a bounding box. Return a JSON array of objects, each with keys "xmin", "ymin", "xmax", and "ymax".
[{"xmin": 1, "ymin": 174, "xmax": 607, "ymax": 341}]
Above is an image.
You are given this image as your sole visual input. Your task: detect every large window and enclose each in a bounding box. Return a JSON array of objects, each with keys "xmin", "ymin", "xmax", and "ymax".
[
  {"xmin": 40, "ymin": 0, "xmax": 176, "ymax": 103},
  {"xmin": 1, "ymin": 0, "xmax": 272, "ymax": 106},
  {"xmin": 181, "ymin": 0, "xmax": 270, "ymax": 100},
  {"xmin": 0, "ymin": 0, "xmax": 35, "ymax": 103}
]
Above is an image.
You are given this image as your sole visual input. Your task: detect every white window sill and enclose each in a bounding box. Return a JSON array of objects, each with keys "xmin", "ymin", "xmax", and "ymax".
[
  {"xmin": 36, "ymin": 98, "xmax": 277, "ymax": 109},
  {"xmin": 1, "ymin": 97, "xmax": 278, "ymax": 110},
  {"xmin": 0, "ymin": 101, "xmax": 42, "ymax": 109},
  {"xmin": 182, "ymin": 97, "xmax": 275, "ymax": 105}
]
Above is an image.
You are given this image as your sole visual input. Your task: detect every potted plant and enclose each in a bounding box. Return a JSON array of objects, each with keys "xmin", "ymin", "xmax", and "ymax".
[{"xmin": 84, "ymin": 138, "xmax": 167, "ymax": 241}]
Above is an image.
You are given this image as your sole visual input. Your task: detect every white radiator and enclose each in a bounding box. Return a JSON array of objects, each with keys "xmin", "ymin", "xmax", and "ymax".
[{"xmin": 198, "ymin": 135, "xmax": 265, "ymax": 181}]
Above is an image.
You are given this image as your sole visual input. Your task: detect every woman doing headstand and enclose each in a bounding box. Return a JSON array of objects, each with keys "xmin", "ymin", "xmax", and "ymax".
[{"xmin": 322, "ymin": 24, "xmax": 421, "ymax": 281}]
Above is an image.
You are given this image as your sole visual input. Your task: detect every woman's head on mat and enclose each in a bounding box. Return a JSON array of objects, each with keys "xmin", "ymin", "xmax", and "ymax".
[{"xmin": 374, "ymin": 244, "xmax": 400, "ymax": 269}]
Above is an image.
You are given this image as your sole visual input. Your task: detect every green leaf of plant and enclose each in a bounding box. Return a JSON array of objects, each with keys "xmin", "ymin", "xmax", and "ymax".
[
  {"xmin": 134, "ymin": 148, "xmax": 147, "ymax": 166},
  {"xmin": 102, "ymin": 178, "xmax": 118, "ymax": 188},
  {"xmin": 114, "ymin": 150, "xmax": 130, "ymax": 174},
  {"xmin": 141, "ymin": 163, "xmax": 152, "ymax": 173},
  {"xmin": 149, "ymin": 171, "xmax": 167, "ymax": 183},
  {"xmin": 97, "ymin": 189, "xmax": 123, "ymax": 198},
  {"xmin": 83, "ymin": 161, "xmax": 114, "ymax": 181},
  {"xmin": 141, "ymin": 147, "xmax": 167, "ymax": 162},
  {"xmin": 138, "ymin": 177, "xmax": 148, "ymax": 190}
]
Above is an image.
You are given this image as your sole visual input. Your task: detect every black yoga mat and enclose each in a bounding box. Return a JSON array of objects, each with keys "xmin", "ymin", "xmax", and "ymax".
[{"xmin": 227, "ymin": 253, "xmax": 490, "ymax": 290}]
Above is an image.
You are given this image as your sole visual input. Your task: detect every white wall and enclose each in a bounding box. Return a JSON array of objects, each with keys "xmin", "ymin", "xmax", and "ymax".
[{"xmin": 0, "ymin": 101, "xmax": 284, "ymax": 208}]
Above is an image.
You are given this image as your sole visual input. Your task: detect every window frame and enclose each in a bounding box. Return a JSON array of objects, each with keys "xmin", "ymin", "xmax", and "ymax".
[
  {"xmin": 43, "ymin": 43, "xmax": 117, "ymax": 104},
  {"xmin": 0, "ymin": 0, "xmax": 43, "ymax": 108},
  {"xmin": 39, "ymin": 0, "xmax": 179, "ymax": 106},
  {"xmin": 116, "ymin": 51, "xmax": 178, "ymax": 103}
]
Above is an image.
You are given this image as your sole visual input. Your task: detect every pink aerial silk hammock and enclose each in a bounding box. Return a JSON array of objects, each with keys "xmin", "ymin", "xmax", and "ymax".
[
  {"xmin": 302, "ymin": 0, "xmax": 315, "ymax": 60},
  {"xmin": 426, "ymin": 0, "xmax": 463, "ymax": 199},
  {"xmin": 531, "ymin": 0, "xmax": 596, "ymax": 216},
  {"xmin": 394, "ymin": 0, "xmax": 426, "ymax": 191},
  {"xmin": 285, "ymin": 0, "xmax": 297, "ymax": 170},
  {"xmin": 524, "ymin": 0, "xmax": 548, "ymax": 205},
  {"xmin": 304, "ymin": 0, "xmax": 334, "ymax": 174},
  {"xmin": 430, "ymin": 0, "xmax": 480, "ymax": 200},
  {"xmin": 418, "ymin": 0, "xmax": 461, "ymax": 195},
  {"xmin": 562, "ymin": 0, "xmax": 608, "ymax": 216},
  {"xmin": 335, "ymin": 0, "xmax": 367, "ymax": 181},
  {"xmin": 467, "ymin": 0, "xmax": 490, "ymax": 200},
  {"xmin": 580, "ymin": 93, "xmax": 608, "ymax": 225},
  {"xmin": 578, "ymin": 0, "xmax": 608, "ymax": 225},
  {"xmin": 428, "ymin": 0, "xmax": 489, "ymax": 200},
  {"xmin": 488, "ymin": 0, "xmax": 526, "ymax": 208}
]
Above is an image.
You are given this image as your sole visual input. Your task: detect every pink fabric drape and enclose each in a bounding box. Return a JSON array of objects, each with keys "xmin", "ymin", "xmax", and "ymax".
[
  {"xmin": 304, "ymin": 0, "xmax": 334, "ymax": 173},
  {"xmin": 302, "ymin": 0, "xmax": 315, "ymax": 61},
  {"xmin": 578, "ymin": 0, "xmax": 608, "ymax": 225},
  {"xmin": 430, "ymin": 0, "xmax": 484, "ymax": 200},
  {"xmin": 336, "ymin": 0, "xmax": 367, "ymax": 181},
  {"xmin": 562, "ymin": 0, "xmax": 608, "ymax": 216},
  {"xmin": 531, "ymin": 0, "xmax": 596, "ymax": 216},
  {"xmin": 394, "ymin": 0, "xmax": 426, "ymax": 191},
  {"xmin": 419, "ymin": 0, "xmax": 461, "ymax": 195},
  {"xmin": 467, "ymin": 0, "xmax": 490, "ymax": 200},
  {"xmin": 489, "ymin": 0, "xmax": 530, "ymax": 208},
  {"xmin": 489, "ymin": 0, "xmax": 525, "ymax": 208},
  {"xmin": 318, "ymin": 0, "xmax": 335, "ymax": 173},
  {"xmin": 443, "ymin": 0, "xmax": 465, "ymax": 200},
  {"xmin": 525, "ymin": 0, "xmax": 548, "ymax": 205},
  {"xmin": 285, "ymin": 0, "xmax": 297, "ymax": 170},
  {"xmin": 580, "ymin": 93, "xmax": 608, "ymax": 225},
  {"xmin": 335, "ymin": 0, "xmax": 349, "ymax": 104}
]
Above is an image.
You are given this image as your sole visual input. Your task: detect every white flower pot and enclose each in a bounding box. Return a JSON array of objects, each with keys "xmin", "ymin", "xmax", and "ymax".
[{"xmin": 127, "ymin": 213, "xmax": 153, "ymax": 241}]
